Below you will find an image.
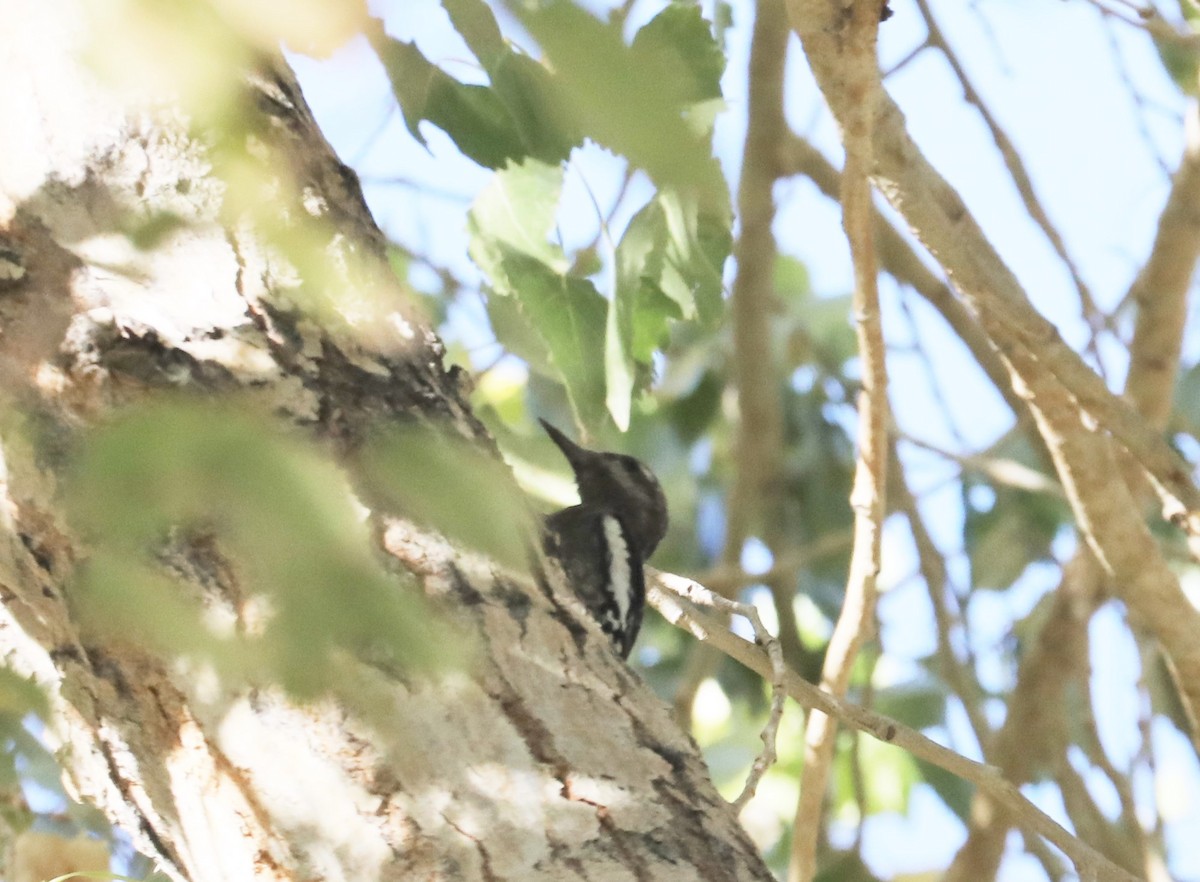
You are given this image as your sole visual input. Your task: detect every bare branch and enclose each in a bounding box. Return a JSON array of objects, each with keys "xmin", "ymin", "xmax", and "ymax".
[
  {"xmin": 1012, "ymin": 348, "xmax": 1200, "ymax": 743},
  {"xmin": 647, "ymin": 580, "xmax": 1142, "ymax": 882},
  {"xmin": 788, "ymin": 0, "xmax": 1200, "ymax": 542},
  {"xmin": 778, "ymin": 135, "xmax": 1031, "ymax": 428},
  {"xmin": 653, "ymin": 572, "xmax": 786, "ymax": 812},
  {"xmin": 914, "ymin": 0, "xmax": 1105, "ymax": 340},
  {"xmin": 1123, "ymin": 103, "xmax": 1200, "ymax": 428},
  {"xmin": 673, "ymin": 0, "xmax": 793, "ymax": 728},
  {"xmin": 788, "ymin": 4, "xmax": 888, "ymax": 878}
]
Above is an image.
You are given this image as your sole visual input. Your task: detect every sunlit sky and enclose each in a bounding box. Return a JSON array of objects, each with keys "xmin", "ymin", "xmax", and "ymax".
[{"xmin": 292, "ymin": 0, "xmax": 1200, "ymax": 877}]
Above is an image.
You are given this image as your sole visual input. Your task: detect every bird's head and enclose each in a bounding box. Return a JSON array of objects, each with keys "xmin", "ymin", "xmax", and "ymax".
[{"xmin": 540, "ymin": 419, "xmax": 668, "ymax": 558}]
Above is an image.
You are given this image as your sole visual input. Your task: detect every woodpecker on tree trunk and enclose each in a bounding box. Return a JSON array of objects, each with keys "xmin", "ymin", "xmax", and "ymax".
[{"xmin": 540, "ymin": 420, "xmax": 668, "ymax": 659}]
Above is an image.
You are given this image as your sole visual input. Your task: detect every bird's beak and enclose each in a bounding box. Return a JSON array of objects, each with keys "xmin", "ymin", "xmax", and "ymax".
[{"xmin": 539, "ymin": 419, "xmax": 586, "ymax": 467}]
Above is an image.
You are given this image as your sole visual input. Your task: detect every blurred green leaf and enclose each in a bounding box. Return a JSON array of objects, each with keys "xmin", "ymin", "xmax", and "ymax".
[
  {"xmin": 485, "ymin": 291, "xmax": 556, "ymax": 377},
  {"xmin": 965, "ymin": 485, "xmax": 1065, "ymax": 590},
  {"xmin": 813, "ymin": 851, "xmax": 882, "ymax": 882},
  {"xmin": 359, "ymin": 424, "xmax": 537, "ymax": 571},
  {"xmin": 469, "ymin": 160, "xmax": 610, "ymax": 428},
  {"xmin": 915, "ymin": 757, "xmax": 974, "ymax": 821},
  {"xmin": 440, "ymin": 0, "xmax": 507, "ymax": 66},
  {"xmin": 1152, "ymin": 22, "xmax": 1200, "ymax": 96},
  {"xmin": 517, "ymin": 259, "xmax": 609, "ymax": 427},
  {"xmin": 1173, "ymin": 361, "xmax": 1200, "ymax": 434},
  {"xmin": 961, "ymin": 432, "xmax": 1066, "ymax": 590},
  {"xmin": 441, "ymin": 0, "xmax": 581, "ymax": 164},
  {"xmin": 124, "ymin": 211, "xmax": 189, "ymax": 250},
  {"xmin": 872, "ymin": 680, "xmax": 948, "ymax": 731},
  {"xmin": 371, "ymin": 29, "xmax": 528, "ymax": 169},
  {"xmin": 511, "ymin": 0, "xmax": 728, "ymax": 210},
  {"xmin": 372, "ymin": 2, "xmax": 577, "ymax": 169},
  {"xmin": 451, "ymin": 6, "xmax": 733, "ymax": 431},
  {"xmin": 66, "ymin": 401, "xmax": 455, "ymax": 697},
  {"xmin": 630, "ymin": 3, "xmax": 725, "ymax": 107},
  {"xmin": 833, "ymin": 735, "xmax": 920, "ymax": 816},
  {"xmin": 488, "ymin": 51, "xmax": 579, "ymax": 165},
  {"xmin": 468, "ymin": 158, "xmax": 567, "ymax": 279},
  {"xmin": 605, "ymin": 189, "xmax": 730, "ymax": 429},
  {"xmin": 658, "ymin": 189, "xmax": 731, "ymax": 326},
  {"xmin": 663, "ymin": 369, "xmax": 722, "ymax": 444},
  {"xmin": 0, "ymin": 669, "xmax": 48, "ymax": 721},
  {"xmin": 775, "ymin": 254, "xmax": 811, "ymax": 297}
]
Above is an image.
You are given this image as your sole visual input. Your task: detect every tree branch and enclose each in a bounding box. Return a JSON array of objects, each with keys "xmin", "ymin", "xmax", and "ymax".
[
  {"xmin": 673, "ymin": 0, "xmax": 791, "ymax": 726},
  {"xmin": 786, "ymin": 0, "xmax": 1200, "ymax": 543},
  {"xmin": 648, "ymin": 576, "xmax": 1142, "ymax": 882},
  {"xmin": 789, "ymin": 5, "xmax": 887, "ymax": 878}
]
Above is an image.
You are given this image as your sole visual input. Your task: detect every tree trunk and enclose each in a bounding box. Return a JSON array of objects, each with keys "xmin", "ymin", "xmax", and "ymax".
[{"xmin": 0, "ymin": 2, "xmax": 772, "ymax": 879}]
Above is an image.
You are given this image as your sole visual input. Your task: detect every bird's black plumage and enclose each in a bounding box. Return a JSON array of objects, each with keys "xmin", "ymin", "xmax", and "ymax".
[{"xmin": 540, "ymin": 420, "xmax": 667, "ymax": 658}]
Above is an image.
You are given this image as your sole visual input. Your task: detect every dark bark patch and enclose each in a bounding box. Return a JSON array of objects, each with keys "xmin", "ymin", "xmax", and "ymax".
[
  {"xmin": 18, "ymin": 532, "xmax": 54, "ymax": 574},
  {"xmin": 492, "ymin": 577, "xmax": 532, "ymax": 627},
  {"xmin": 493, "ymin": 671, "xmax": 567, "ymax": 777}
]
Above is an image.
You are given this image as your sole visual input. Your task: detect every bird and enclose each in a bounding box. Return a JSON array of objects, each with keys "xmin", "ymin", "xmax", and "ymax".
[{"xmin": 539, "ymin": 419, "xmax": 668, "ymax": 658}]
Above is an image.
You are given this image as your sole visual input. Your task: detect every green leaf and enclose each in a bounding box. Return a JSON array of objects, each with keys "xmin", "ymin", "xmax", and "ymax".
[
  {"xmin": 616, "ymin": 192, "xmax": 728, "ymax": 330},
  {"xmin": 774, "ymin": 254, "xmax": 811, "ymax": 298},
  {"xmin": 660, "ymin": 189, "xmax": 730, "ymax": 325},
  {"xmin": 1173, "ymin": 361, "xmax": 1200, "ymax": 433},
  {"xmin": 440, "ymin": 0, "xmax": 507, "ymax": 68},
  {"xmin": 663, "ymin": 368, "xmax": 723, "ymax": 443},
  {"xmin": 605, "ymin": 284, "xmax": 636, "ymax": 432},
  {"xmin": 370, "ymin": 29, "xmax": 527, "ymax": 169},
  {"xmin": 872, "ymin": 680, "xmax": 948, "ymax": 731},
  {"xmin": 0, "ymin": 668, "xmax": 48, "ymax": 720},
  {"xmin": 629, "ymin": 3, "xmax": 725, "ymax": 107},
  {"xmin": 372, "ymin": 6, "xmax": 576, "ymax": 168},
  {"xmin": 485, "ymin": 289, "xmax": 554, "ymax": 376},
  {"xmin": 360, "ymin": 425, "xmax": 537, "ymax": 570},
  {"xmin": 489, "ymin": 50, "xmax": 580, "ymax": 165},
  {"xmin": 915, "ymin": 756, "xmax": 974, "ymax": 821},
  {"xmin": 833, "ymin": 735, "xmax": 920, "ymax": 816},
  {"xmin": 66, "ymin": 401, "xmax": 456, "ymax": 696},
  {"xmin": 609, "ymin": 197, "xmax": 675, "ymax": 428},
  {"xmin": 442, "ymin": 0, "xmax": 580, "ymax": 164},
  {"xmin": 805, "ymin": 294, "xmax": 856, "ymax": 369},
  {"xmin": 513, "ymin": 256, "xmax": 609, "ymax": 428},
  {"xmin": 512, "ymin": 0, "xmax": 729, "ymax": 210},
  {"xmin": 1154, "ymin": 8, "xmax": 1200, "ymax": 95},
  {"xmin": 468, "ymin": 158, "xmax": 567, "ymax": 278},
  {"xmin": 965, "ymin": 483, "xmax": 1065, "ymax": 590},
  {"xmin": 469, "ymin": 159, "xmax": 609, "ymax": 428},
  {"xmin": 1153, "ymin": 33, "xmax": 1200, "ymax": 96}
]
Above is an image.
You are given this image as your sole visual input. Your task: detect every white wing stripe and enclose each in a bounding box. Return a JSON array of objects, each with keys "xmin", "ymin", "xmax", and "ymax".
[{"xmin": 602, "ymin": 515, "xmax": 631, "ymax": 625}]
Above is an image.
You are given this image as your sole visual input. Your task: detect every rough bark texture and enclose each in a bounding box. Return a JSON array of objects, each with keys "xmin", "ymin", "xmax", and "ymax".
[{"xmin": 0, "ymin": 3, "xmax": 772, "ymax": 880}]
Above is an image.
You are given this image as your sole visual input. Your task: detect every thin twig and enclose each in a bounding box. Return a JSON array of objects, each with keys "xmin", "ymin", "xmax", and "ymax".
[
  {"xmin": 890, "ymin": 444, "xmax": 991, "ymax": 747},
  {"xmin": 692, "ymin": 531, "xmax": 854, "ymax": 594},
  {"xmin": 899, "ymin": 433, "xmax": 1066, "ymax": 497},
  {"xmin": 653, "ymin": 571, "xmax": 785, "ymax": 811},
  {"xmin": 896, "ymin": 288, "xmax": 967, "ymax": 447},
  {"xmin": 646, "ymin": 581, "xmax": 1143, "ymax": 882},
  {"xmin": 914, "ymin": 0, "xmax": 1111, "ymax": 357}
]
